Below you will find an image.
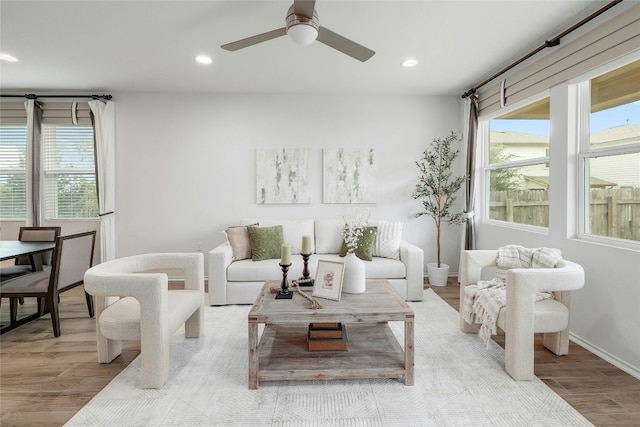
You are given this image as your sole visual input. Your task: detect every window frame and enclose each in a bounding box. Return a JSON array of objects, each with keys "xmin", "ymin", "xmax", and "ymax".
[{"xmin": 574, "ymin": 59, "xmax": 640, "ymax": 250}]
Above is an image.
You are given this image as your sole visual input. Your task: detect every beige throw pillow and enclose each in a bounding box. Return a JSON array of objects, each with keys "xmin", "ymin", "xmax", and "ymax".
[{"xmin": 224, "ymin": 223, "xmax": 258, "ymax": 260}]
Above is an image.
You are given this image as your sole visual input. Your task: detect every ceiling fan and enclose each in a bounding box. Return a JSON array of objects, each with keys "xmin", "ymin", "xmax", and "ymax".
[{"xmin": 221, "ymin": 0, "xmax": 375, "ymax": 62}]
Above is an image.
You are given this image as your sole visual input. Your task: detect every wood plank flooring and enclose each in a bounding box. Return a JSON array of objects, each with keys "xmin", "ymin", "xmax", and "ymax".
[{"xmin": 1, "ymin": 279, "xmax": 639, "ymax": 426}]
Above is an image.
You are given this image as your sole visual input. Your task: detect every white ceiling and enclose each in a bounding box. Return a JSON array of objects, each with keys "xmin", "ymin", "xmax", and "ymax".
[{"xmin": 0, "ymin": 0, "xmax": 629, "ymax": 96}]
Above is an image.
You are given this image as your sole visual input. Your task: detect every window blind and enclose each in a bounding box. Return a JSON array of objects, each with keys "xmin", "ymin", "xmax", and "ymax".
[
  {"xmin": 41, "ymin": 101, "xmax": 92, "ymax": 125},
  {"xmin": 0, "ymin": 125, "xmax": 27, "ymax": 219},
  {"xmin": 0, "ymin": 101, "xmax": 27, "ymax": 125},
  {"xmin": 478, "ymin": 4, "xmax": 640, "ymax": 117},
  {"xmin": 42, "ymin": 124, "xmax": 98, "ymax": 219}
]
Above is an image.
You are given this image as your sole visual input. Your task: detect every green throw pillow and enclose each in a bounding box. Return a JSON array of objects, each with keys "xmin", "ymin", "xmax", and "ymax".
[
  {"xmin": 247, "ymin": 225, "xmax": 284, "ymax": 261},
  {"xmin": 339, "ymin": 226, "xmax": 377, "ymax": 261}
]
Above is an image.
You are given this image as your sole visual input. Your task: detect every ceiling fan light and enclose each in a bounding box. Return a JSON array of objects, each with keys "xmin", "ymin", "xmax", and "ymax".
[{"xmin": 287, "ymin": 24, "xmax": 318, "ymax": 46}]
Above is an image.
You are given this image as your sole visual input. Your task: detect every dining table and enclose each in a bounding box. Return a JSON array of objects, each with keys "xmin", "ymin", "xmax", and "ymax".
[
  {"xmin": 1, "ymin": 240, "xmax": 57, "ymax": 334},
  {"xmin": 1, "ymin": 240, "xmax": 57, "ymax": 271}
]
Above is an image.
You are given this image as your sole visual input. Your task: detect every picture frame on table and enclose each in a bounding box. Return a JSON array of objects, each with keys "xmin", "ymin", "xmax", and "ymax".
[{"xmin": 312, "ymin": 260, "xmax": 345, "ymax": 301}]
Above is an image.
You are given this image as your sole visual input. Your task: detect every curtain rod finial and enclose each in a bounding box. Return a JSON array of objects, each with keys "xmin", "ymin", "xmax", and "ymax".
[{"xmin": 461, "ymin": 88, "xmax": 476, "ymax": 99}]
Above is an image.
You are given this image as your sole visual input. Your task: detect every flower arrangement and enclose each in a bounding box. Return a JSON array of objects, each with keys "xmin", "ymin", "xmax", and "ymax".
[{"xmin": 340, "ymin": 207, "xmax": 370, "ymax": 253}]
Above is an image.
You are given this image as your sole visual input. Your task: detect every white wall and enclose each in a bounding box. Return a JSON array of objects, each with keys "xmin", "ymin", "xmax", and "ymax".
[
  {"xmin": 113, "ymin": 92, "xmax": 464, "ymax": 273},
  {"xmin": 475, "ymin": 83, "xmax": 640, "ymax": 378}
]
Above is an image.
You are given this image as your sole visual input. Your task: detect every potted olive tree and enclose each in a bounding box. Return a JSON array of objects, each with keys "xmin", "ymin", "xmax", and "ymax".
[{"xmin": 412, "ymin": 131, "xmax": 467, "ymax": 286}]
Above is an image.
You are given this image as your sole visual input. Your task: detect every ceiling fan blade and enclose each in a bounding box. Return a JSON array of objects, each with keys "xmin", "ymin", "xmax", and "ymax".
[
  {"xmin": 221, "ymin": 27, "xmax": 287, "ymax": 51},
  {"xmin": 293, "ymin": 0, "xmax": 316, "ymax": 18},
  {"xmin": 317, "ymin": 26, "xmax": 375, "ymax": 62}
]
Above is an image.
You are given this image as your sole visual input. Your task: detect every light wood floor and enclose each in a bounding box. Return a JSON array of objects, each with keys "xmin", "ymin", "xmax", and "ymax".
[{"xmin": 1, "ymin": 280, "xmax": 639, "ymax": 426}]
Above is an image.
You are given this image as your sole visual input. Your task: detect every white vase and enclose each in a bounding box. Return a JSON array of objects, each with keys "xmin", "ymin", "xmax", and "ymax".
[
  {"xmin": 342, "ymin": 252, "xmax": 366, "ymax": 294},
  {"xmin": 427, "ymin": 262, "xmax": 449, "ymax": 287}
]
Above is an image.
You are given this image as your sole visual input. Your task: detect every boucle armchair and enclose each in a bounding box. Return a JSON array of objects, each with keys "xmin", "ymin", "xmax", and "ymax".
[
  {"xmin": 459, "ymin": 249, "xmax": 585, "ymax": 381},
  {"xmin": 84, "ymin": 253, "xmax": 204, "ymax": 389}
]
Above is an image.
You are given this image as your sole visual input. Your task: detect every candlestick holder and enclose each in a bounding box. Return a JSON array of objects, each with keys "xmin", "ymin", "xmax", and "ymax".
[
  {"xmin": 276, "ymin": 263, "xmax": 293, "ymax": 299},
  {"xmin": 297, "ymin": 253, "xmax": 314, "ymax": 286}
]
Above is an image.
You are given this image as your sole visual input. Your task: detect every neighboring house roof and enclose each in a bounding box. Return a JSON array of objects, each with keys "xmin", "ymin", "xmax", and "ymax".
[
  {"xmin": 491, "ymin": 123, "xmax": 640, "ymax": 146},
  {"xmin": 490, "ymin": 130, "xmax": 549, "ymax": 144},
  {"xmin": 524, "ymin": 175, "xmax": 617, "ymax": 189},
  {"xmin": 590, "ymin": 123, "xmax": 640, "ymax": 145}
]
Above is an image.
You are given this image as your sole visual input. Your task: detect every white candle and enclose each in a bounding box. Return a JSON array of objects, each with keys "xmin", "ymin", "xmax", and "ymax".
[
  {"xmin": 281, "ymin": 244, "xmax": 291, "ymax": 265},
  {"xmin": 302, "ymin": 235, "xmax": 312, "ymax": 254}
]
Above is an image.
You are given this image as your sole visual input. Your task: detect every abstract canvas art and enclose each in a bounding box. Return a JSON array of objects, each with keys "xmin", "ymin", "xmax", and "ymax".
[
  {"xmin": 323, "ymin": 148, "xmax": 377, "ymax": 203},
  {"xmin": 256, "ymin": 148, "xmax": 311, "ymax": 204}
]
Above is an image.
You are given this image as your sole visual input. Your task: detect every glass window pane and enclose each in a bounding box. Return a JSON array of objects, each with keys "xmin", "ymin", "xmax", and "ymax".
[
  {"xmin": 489, "ymin": 164, "xmax": 549, "ymax": 227},
  {"xmin": 489, "ymin": 97, "xmax": 550, "ymax": 164},
  {"xmin": 586, "ymin": 153, "xmax": 640, "ymax": 241}
]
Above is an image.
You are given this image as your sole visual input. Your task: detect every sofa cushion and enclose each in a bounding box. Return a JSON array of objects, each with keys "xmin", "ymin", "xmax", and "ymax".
[
  {"xmin": 315, "ymin": 219, "xmax": 343, "ymax": 254},
  {"xmin": 224, "ymin": 223, "xmax": 257, "ymax": 260},
  {"xmin": 371, "ymin": 220, "xmax": 403, "ymax": 260},
  {"xmin": 249, "ymin": 219, "xmax": 314, "ymax": 255},
  {"xmin": 339, "ymin": 226, "xmax": 377, "ymax": 261},
  {"xmin": 226, "ymin": 254, "xmax": 406, "ymax": 282},
  {"xmin": 247, "ymin": 225, "xmax": 284, "ymax": 261}
]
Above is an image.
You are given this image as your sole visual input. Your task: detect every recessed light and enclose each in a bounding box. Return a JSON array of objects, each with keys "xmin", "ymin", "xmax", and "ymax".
[
  {"xmin": 401, "ymin": 58, "xmax": 418, "ymax": 68},
  {"xmin": 195, "ymin": 55, "xmax": 213, "ymax": 65},
  {"xmin": 0, "ymin": 53, "xmax": 19, "ymax": 62}
]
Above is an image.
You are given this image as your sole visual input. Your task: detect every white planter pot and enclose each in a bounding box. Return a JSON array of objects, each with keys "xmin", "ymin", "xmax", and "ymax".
[
  {"xmin": 427, "ymin": 262, "xmax": 449, "ymax": 287},
  {"xmin": 342, "ymin": 252, "xmax": 366, "ymax": 294}
]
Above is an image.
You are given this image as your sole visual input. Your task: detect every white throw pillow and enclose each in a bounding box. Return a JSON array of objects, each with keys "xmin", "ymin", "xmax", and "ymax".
[
  {"xmin": 314, "ymin": 219, "xmax": 343, "ymax": 254},
  {"xmin": 372, "ymin": 221, "xmax": 403, "ymax": 260}
]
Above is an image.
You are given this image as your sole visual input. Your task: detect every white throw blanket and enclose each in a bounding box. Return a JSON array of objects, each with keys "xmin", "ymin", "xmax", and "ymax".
[{"xmin": 463, "ymin": 245, "xmax": 562, "ymax": 348}]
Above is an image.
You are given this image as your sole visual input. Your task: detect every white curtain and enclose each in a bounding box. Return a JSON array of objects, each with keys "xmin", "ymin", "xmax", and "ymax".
[
  {"xmin": 24, "ymin": 99, "xmax": 43, "ymax": 226},
  {"xmin": 88, "ymin": 100, "xmax": 116, "ymax": 262}
]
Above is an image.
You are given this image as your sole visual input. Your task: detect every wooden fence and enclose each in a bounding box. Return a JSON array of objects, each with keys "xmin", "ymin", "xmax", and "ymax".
[{"xmin": 489, "ymin": 188, "xmax": 640, "ymax": 241}]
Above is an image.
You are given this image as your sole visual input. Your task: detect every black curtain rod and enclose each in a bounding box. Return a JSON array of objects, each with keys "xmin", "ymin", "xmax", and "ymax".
[
  {"xmin": 461, "ymin": 0, "xmax": 623, "ymax": 99},
  {"xmin": 0, "ymin": 93, "xmax": 112, "ymax": 100}
]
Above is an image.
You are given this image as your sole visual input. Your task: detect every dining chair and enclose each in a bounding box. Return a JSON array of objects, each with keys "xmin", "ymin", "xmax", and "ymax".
[
  {"xmin": 0, "ymin": 231, "xmax": 96, "ymax": 337},
  {"xmin": 0, "ymin": 226, "xmax": 61, "ymax": 282}
]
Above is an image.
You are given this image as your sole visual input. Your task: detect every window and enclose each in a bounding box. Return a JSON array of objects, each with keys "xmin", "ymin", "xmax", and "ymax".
[
  {"xmin": 42, "ymin": 124, "xmax": 98, "ymax": 220},
  {"xmin": 581, "ymin": 60, "xmax": 640, "ymax": 242},
  {"xmin": 487, "ymin": 97, "xmax": 551, "ymax": 227},
  {"xmin": 0, "ymin": 125, "xmax": 27, "ymax": 219}
]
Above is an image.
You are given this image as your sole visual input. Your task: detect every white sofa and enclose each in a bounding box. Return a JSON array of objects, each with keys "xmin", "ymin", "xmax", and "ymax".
[{"xmin": 208, "ymin": 219, "xmax": 424, "ymax": 305}]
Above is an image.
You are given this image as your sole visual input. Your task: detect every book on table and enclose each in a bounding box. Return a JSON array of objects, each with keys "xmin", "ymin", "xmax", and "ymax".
[{"xmin": 307, "ymin": 322, "xmax": 348, "ymax": 351}]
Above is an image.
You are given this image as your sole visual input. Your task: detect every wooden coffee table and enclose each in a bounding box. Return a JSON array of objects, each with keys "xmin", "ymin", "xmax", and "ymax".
[{"xmin": 248, "ymin": 279, "xmax": 414, "ymax": 389}]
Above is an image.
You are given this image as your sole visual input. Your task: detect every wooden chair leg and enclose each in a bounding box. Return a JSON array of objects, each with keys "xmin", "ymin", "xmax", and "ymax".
[
  {"xmin": 9, "ymin": 298, "xmax": 18, "ymax": 323},
  {"xmin": 47, "ymin": 294, "xmax": 61, "ymax": 337},
  {"xmin": 84, "ymin": 292, "xmax": 94, "ymax": 318}
]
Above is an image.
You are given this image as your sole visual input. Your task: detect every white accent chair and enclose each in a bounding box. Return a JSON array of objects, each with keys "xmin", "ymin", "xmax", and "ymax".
[
  {"xmin": 84, "ymin": 253, "xmax": 204, "ymax": 389},
  {"xmin": 459, "ymin": 250, "xmax": 585, "ymax": 381}
]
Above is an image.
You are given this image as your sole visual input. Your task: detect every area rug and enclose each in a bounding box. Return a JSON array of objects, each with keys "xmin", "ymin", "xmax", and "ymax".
[{"xmin": 65, "ymin": 289, "xmax": 592, "ymax": 426}]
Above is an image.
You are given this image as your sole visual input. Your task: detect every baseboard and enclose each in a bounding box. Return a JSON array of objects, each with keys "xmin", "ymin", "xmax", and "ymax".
[{"xmin": 570, "ymin": 333, "xmax": 640, "ymax": 380}]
